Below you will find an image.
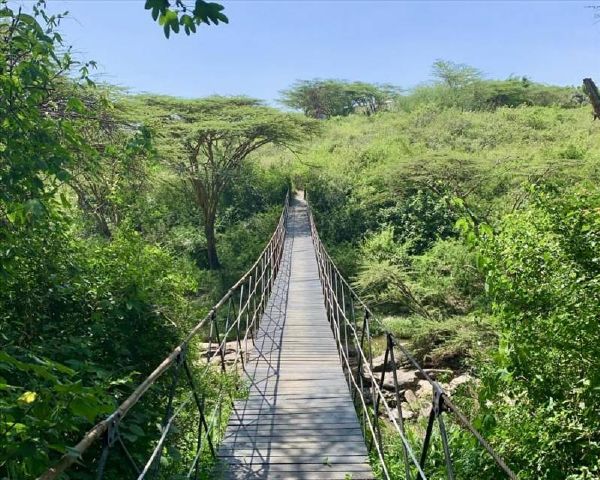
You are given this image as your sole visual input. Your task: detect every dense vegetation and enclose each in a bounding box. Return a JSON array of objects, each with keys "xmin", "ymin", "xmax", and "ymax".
[
  {"xmin": 276, "ymin": 70, "xmax": 600, "ymax": 479},
  {"xmin": 0, "ymin": 4, "xmax": 297, "ymax": 478},
  {"xmin": 2, "ymin": 2, "xmax": 599, "ymax": 479}
]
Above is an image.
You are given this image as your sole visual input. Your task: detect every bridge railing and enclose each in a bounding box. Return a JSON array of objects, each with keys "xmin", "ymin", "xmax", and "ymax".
[
  {"xmin": 307, "ymin": 199, "xmax": 516, "ymax": 480},
  {"xmin": 40, "ymin": 192, "xmax": 290, "ymax": 480}
]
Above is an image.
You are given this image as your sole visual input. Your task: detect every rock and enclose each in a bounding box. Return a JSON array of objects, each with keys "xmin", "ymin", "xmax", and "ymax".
[
  {"xmin": 390, "ymin": 406, "xmax": 415, "ymax": 421},
  {"xmin": 404, "ymin": 389, "xmax": 419, "ymax": 410},
  {"xmin": 363, "ymin": 367, "xmax": 419, "ymax": 391},
  {"xmin": 367, "ymin": 353, "xmax": 401, "ymax": 373},
  {"xmin": 415, "ymin": 369, "xmax": 453, "ymax": 380},
  {"xmin": 448, "ymin": 374, "xmax": 473, "ymax": 393},
  {"xmin": 416, "ymin": 379, "xmax": 433, "ymax": 399},
  {"xmin": 382, "ymin": 369, "xmax": 419, "ymax": 391},
  {"xmin": 209, "ymin": 350, "xmax": 239, "ymax": 365},
  {"xmin": 420, "ymin": 401, "xmax": 432, "ymax": 418},
  {"xmin": 200, "ymin": 340, "xmax": 244, "ymax": 359},
  {"xmin": 405, "ymin": 387, "xmax": 434, "ymax": 418}
]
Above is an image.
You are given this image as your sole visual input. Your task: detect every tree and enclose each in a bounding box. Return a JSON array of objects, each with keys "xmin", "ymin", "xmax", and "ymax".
[
  {"xmin": 144, "ymin": 0, "xmax": 228, "ymax": 38},
  {"xmin": 583, "ymin": 77, "xmax": 600, "ymax": 119},
  {"xmin": 60, "ymin": 85, "xmax": 154, "ymax": 238},
  {"xmin": 130, "ymin": 96, "xmax": 318, "ymax": 269},
  {"xmin": 280, "ymin": 79, "xmax": 399, "ymax": 119},
  {"xmin": 0, "ymin": 1, "xmax": 82, "ymax": 223},
  {"xmin": 431, "ymin": 59, "xmax": 483, "ymax": 89}
]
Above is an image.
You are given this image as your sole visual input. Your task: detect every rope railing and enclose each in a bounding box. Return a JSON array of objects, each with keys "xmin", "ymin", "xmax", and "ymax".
[
  {"xmin": 306, "ymin": 197, "xmax": 517, "ymax": 480},
  {"xmin": 40, "ymin": 192, "xmax": 290, "ymax": 480}
]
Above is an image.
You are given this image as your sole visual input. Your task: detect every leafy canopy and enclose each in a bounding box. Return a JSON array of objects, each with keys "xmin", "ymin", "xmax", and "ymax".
[
  {"xmin": 431, "ymin": 59, "xmax": 483, "ymax": 89},
  {"xmin": 144, "ymin": 0, "xmax": 228, "ymax": 38},
  {"xmin": 280, "ymin": 79, "xmax": 399, "ymax": 118},
  {"xmin": 125, "ymin": 95, "xmax": 318, "ymax": 268}
]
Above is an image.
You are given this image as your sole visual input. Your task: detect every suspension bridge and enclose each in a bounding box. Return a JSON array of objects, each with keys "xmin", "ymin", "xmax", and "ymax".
[{"xmin": 41, "ymin": 193, "xmax": 516, "ymax": 480}]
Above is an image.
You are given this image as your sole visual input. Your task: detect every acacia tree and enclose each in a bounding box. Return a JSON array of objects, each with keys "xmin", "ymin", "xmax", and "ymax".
[
  {"xmin": 133, "ymin": 96, "xmax": 317, "ymax": 269},
  {"xmin": 431, "ymin": 60, "xmax": 483, "ymax": 89},
  {"xmin": 280, "ymin": 79, "xmax": 399, "ymax": 119}
]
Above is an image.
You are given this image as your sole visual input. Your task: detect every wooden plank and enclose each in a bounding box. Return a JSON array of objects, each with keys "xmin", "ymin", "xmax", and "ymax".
[
  {"xmin": 220, "ymin": 463, "xmax": 375, "ymax": 473},
  {"xmin": 219, "ymin": 444, "xmax": 368, "ymax": 456},
  {"xmin": 219, "ymin": 455, "xmax": 370, "ymax": 464},
  {"xmin": 230, "ymin": 410, "xmax": 359, "ymax": 418},
  {"xmin": 220, "ymin": 470, "xmax": 375, "ymax": 480}
]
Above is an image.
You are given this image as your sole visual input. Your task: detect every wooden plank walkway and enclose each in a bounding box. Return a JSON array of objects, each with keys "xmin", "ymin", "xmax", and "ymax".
[{"xmin": 218, "ymin": 195, "xmax": 374, "ymax": 480}]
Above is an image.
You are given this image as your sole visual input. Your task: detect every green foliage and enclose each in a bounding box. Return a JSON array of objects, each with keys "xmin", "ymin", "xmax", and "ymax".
[
  {"xmin": 409, "ymin": 315, "xmax": 496, "ymax": 368},
  {"xmin": 280, "ymin": 79, "xmax": 399, "ymax": 118},
  {"xmin": 0, "ymin": 349, "xmax": 115, "ymax": 478},
  {"xmin": 431, "ymin": 59, "xmax": 483, "ymax": 89},
  {"xmin": 466, "ymin": 186, "xmax": 600, "ymax": 479},
  {"xmin": 124, "ymin": 95, "xmax": 315, "ymax": 268},
  {"xmin": 0, "ymin": 209, "xmax": 200, "ymax": 476},
  {"xmin": 144, "ymin": 0, "xmax": 228, "ymax": 38},
  {"xmin": 0, "ymin": 3, "xmax": 289, "ymax": 477},
  {"xmin": 0, "ymin": 1, "xmax": 85, "ymax": 221},
  {"xmin": 396, "ymin": 61, "xmax": 585, "ymax": 113},
  {"xmin": 352, "ymin": 229, "xmax": 481, "ymax": 318},
  {"xmin": 481, "ymin": 186, "xmax": 600, "ymax": 402},
  {"xmin": 276, "ymin": 68, "xmax": 600, "ymax": 478},
  {"xmin": 411, "ymin": 239, "xmax": 483, "ymax": 314}
]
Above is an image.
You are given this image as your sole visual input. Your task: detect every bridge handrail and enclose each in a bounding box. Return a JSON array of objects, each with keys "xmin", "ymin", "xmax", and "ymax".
[
  {"xmin": 40, "ymin": 192, "xmax": 290, "ymax": 480},
  {"xmin": 306, "ymin": 194, "xmax": 517, "ymax": 480}
]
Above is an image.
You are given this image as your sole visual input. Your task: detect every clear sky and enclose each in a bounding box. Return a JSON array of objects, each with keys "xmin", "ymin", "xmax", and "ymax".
[{"xmin": 15, "ymin": 1, "xmax": 600, "ymax": 102}]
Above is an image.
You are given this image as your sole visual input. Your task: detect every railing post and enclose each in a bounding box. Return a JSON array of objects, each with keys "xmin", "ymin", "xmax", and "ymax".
[
  {"xmin": 341, "ymin": 282, "xmax": 352, "ymax": 393},
  {"xmin": 212, "ymin": 311, "xmax": 226, "ymax": 373},
  {"xmin": 418, "ymin": 404, "xmax": 437, "ymax": 479},
  {"xmin": 248, "ymin": 274, "xmax": 255, "ymax": 346},
  {"xmin": 237, "ymin": 285, "xmax": 245, "ymax": 369},
  {"xmin": 371, "ymin": 341, "xmax": 387, "ymax": 457},
  {"xmin": 96, "ymin": 414, "xmax": 119, "ymax": 480},
  {"xmin": 436, "ymin": 391, "xmax": 455, "ymax": 480},
  {"xmin": 387, "ymin": 333, "xmax": 411, "ymax": 480},
  {"xmin": 244, "ymin": 278, "xmax": 250, "ymax": 360},
  {"xmin": 183, "ymin": 359, "xmax": 216, "ymax": 459}
]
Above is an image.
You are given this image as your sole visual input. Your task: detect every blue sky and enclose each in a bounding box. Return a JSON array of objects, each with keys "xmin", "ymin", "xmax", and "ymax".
[{"xmin": 16, "ymin": 1, "xmax": 600, "ymax": 102}]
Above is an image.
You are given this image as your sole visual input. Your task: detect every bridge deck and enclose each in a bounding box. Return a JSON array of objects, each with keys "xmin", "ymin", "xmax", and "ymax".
[{"xmin": 218, "ymin": 196, "xmax": 374, "ymax": 480}]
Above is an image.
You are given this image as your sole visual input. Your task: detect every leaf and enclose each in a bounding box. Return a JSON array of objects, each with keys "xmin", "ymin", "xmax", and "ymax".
[
  {"xmin": 145, "ymin": 0, "xmax": 169, "ymax": 21},
  {"xmin": 18, "ymin": 391, "xmax": 38, "ymax": 404},
  {"xmin": 69, "ymin": 397, "xmax": 99, "ymax": 422},
  {"xmin": 60, "ymin": 192, "xmax": 71, "ymax": 208},
  {"xmin": 129, "ymin": 424, "xmax": 145, "ymax": 437},
  {"xmin": 66, "ymin": 97, "xmax": 86, "ymax": 114},
  {"xmin": 158, "ymin": 9, "xmax": 177, "ymax": 26}
]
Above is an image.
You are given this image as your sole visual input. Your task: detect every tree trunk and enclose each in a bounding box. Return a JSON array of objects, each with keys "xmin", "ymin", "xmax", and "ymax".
[
  {"xmin": 204, "ymin": 214, "xmax": 220, "ymax": 270},
  {"xmin": 583, "ymin": 78, "xmax": 600, "ymax": 120}
]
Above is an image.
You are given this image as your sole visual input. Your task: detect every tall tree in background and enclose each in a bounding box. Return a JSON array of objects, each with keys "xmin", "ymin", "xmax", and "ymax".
[
  {"xmin": 131, "ymin": 96, "xmax": 318, "ymax": 268},
  {"xmin": 280, "ymin": 79, "xmax": 399, "ymax": 119},
  {"xmin": 431, "ymin": 59, "xmax": 483, "ymax": 89}
]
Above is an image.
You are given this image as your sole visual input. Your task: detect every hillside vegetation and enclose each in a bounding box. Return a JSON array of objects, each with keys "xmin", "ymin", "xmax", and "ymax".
[{"xmin": 270, "ymin": 96, "xmax": 599, "ymax": 479}]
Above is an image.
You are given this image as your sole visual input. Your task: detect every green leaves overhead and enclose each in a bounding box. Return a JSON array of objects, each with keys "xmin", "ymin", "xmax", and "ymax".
[{"xmin": 144, "ymin": 0, "xmax": 228, "ymax": 38}]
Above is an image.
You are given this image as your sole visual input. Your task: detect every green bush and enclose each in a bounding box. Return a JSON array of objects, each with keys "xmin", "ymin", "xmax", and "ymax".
[{"xmin": 471, "ymin": 185, "xmax": 600, "ymax": 479}]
